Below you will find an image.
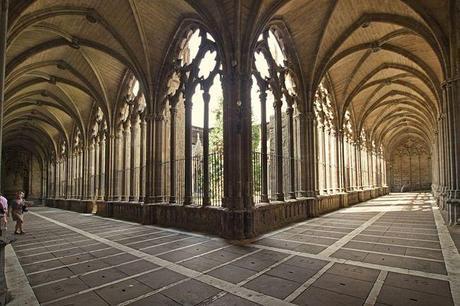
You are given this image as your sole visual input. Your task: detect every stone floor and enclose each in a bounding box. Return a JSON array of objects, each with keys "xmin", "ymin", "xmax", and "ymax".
[{"xmin": 5, "ymin": 193, "xmax": 460, "ymax": 306}]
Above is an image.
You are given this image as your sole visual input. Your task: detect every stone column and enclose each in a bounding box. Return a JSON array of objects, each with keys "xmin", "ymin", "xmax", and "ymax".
[
  {"xmin": 0, "ymin": 0, "xmax": 7, "ymax": 187},
  {"xmin": 202, "ymin": 86, "xmax": 211, "ymax": 206},
  {"xmin": 113, "ymin": 129, "xmax": 122, "ymax": 201},
  {"xmin": 122, "ymin": 124, "xmax": 130, "ymax": 201},
  {"xmin": 139, "ymin": 118, "xmax": 146, "ymax": 202},
  {"xmin": 184, "ymin": 95, "xmax": 193, "ymax": 205},
  {"xmin": 286, "ymin": 104, "xmax": 296, "ymax": 199},
  {"xmin": 259, "ymin": 83, "xmax": 269, "ymax": 202},
  {"xmin": 93, "ymin": 139, "xmax": 98, "ymax": 198},
  {"xmin": 336, "ymin": 130, "xmax": 345, "ymax": 192},
  {"xmin": 273, "ymin": 97, "xmax": 284, "ymax": 201},
  {"xmin": 169, "ymin": 105, "xmax": 177, "ymax": 203},
  {"xmin": 98, "ymin": 134, "xmax": 105, "ymax": 200},
  {"xmin": 153, "ymin": 114, "xmax": 164, "ymax": 202},
  {"xmin": 129, "ymin": 116, "xmax": 138, "ymax": 202}
]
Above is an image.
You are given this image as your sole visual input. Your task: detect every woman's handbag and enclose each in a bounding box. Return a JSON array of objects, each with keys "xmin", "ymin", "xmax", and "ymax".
[{"xmin": 22, "ymin": 204, "xmax": 28, "ymax": 212}]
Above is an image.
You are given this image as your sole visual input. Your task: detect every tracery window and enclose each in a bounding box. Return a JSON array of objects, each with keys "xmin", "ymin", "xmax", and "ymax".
[
  {"xmin": 162, "ymin": 26, "xmax": 223, "ymax": 206},
  {"xmin": 314, "ymin": 82, "xmax": 338, "ymax": 194},
  {"xmin": 251, "ymin": 27, "xmax": 301, "ymax": 203}
]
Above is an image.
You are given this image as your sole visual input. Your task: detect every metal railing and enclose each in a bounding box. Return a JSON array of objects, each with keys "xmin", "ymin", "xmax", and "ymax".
[
  {"xmin": 252, "ymin": 151, "xmax": 303, "ymax": 204},
  {"xmin": 161, "ymin": 151, "xmax": 224, "ymax": 207}
]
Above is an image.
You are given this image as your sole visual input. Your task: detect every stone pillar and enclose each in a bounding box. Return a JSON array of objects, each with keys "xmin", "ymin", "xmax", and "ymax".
[
  {"xmin": 287, "ymin": 104, "xmax": 296, "ymax": 199},
  {"xmin": 336, "ymin": 130, "xmax": 345, "ymax": 192},
  {"xmin": 139, "ymin": 119, "xmax": 146, "ymax": 202},
  {"xmin": 0, "ymin": 0, "xmax": 7, "ymax": 188},
  {"xmin": 153, "ymin": 114, "xmax": 164, "ymax": 203},
  {"xmin": 169, "ymin": 105, "xmax": 177, "ymax": 203},
  {"xmin": 202, "ymin": 87, "xmax": 211, "ymax": 206},
  {"xmin": 93, "ymin": 139, "xmax": 98, "ymax": 198},
  {"xmin": 98, "ymin": 134, "xmax": 105, "ymax": 200},
  {"xmin": 273, "ymin": 97, "xmax": 284, "ymax": 201},
  {"xmin": 129, "ymin": 116, "xmax": 138, "ymax": 202},
  {"xmin": 184, "ymin": 95, "xmax": 193, "ymax": 205},
  {"xmin": 259, "ymin": 83, "xmax": 269, "ymax": 202},
  {"xmin": 113, "ymin": 129, "xmax": 122, "ymax": 201},
  {"xmin": 122, "ymin": 125, "xmax": 130, "ymax": 201}
]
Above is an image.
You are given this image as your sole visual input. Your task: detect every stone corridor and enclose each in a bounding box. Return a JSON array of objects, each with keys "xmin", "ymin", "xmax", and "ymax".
[{"xmin": 5, "ymin": 193, "xmax": 460, "ymax": 306}]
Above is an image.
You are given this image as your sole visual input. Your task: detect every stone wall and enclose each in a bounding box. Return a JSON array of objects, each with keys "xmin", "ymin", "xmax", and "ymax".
[
  {"xmin": 388, "ymin": 138, "xmax": 431, "ymax": 192},
  {"xmin": 45, "ymin": 186, "xmax": 389, "ymax": 239}
]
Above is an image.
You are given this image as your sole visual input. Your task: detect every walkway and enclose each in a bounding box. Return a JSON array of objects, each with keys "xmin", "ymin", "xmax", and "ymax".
[{"xmin": 5, "ymin": 193, "xmax": 460, "ymax": 306}]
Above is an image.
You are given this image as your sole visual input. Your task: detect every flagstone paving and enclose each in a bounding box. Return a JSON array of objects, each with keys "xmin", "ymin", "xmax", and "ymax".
[{"xmin": 6, "ymin": 193, "xmax": 460, "ymax": 306}]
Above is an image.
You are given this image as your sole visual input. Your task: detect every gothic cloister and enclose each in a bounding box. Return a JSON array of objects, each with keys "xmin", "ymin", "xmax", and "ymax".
[{"xmin": 0, "ymin": 0, "xmax": 459, "ymax": 305}]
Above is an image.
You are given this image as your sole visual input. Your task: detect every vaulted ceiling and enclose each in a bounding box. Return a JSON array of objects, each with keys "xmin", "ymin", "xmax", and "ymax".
[{"xmin": 5, "ymin": 0, "xmax": 449, "ymax": 160}]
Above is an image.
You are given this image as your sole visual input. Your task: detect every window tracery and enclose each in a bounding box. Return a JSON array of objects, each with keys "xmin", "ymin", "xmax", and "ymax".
[
  {"xmin": 162, "ymin": 25, "xmax": 223, "ymax": 206},
  {"xmin": 251, "ymin": 26, "xmax": 301, "ymax": 203}
]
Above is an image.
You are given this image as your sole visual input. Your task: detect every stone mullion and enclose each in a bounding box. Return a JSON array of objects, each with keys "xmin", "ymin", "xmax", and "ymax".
[
  {"xmin": 286, "ymin": 105, "xmax": 296, "ymax": 199},
  {"xmin": 259, "ymin": 87, "xmax": 269, "ymax": 202},
  {"xmin": 273, "ymin": 97, "xmax": 284, "ymax": 201},
  {"xmin": 129, "ymin": 117, "xmax": 138, "ymax": 202},
  {"xmin": 139, "ymin": 119, "xmax": 146, "ymax": 202},
  {"xmin": 169, "ymin": 106, "xmax": 177, "ymax": 203},
  {"xmin": 184, "ymin": 94, "xmax": 193, "ymax": 205},
  {"xmin": 202, "ymin": 88, "xmax": 211, "ymax": 206}
]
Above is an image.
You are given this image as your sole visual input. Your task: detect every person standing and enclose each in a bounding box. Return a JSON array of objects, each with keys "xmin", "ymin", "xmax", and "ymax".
[
  {"xmin": 0, "ymin": 195, "xmax": 8, "ymax": 235},
  {"xmin": 12, "ymin": 191, "xmax": 27, "ymax": 235}
]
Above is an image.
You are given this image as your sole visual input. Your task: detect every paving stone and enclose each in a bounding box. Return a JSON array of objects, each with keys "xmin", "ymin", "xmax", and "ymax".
[
  {"xmin": 89, "ymin": 248, "xmax": 121, "ymax": 258},
  {"xmin": 100, "ymin": 253, "xmax": 139, "ymax": 266},
  {"xmin": 95, "ymin": 279, "xmax": 152, "ymax": 305},
  {"xmin": 130, "ymin": 293, "xmax": 180, "ymax": 306},
  {"xmin": 46, "ymin": 291, "xmax": 109, "ymax": 306},
  {"xmin": 244, "ymin": 274, "xmax": 300, "ymax": 299},
  {"xmin": 18, "ymin": 253, "xmax": 56, "ymax": 265},
  {"xmin": 326, "ymin": 263, "xmax": 380, "ymax": 282},
  {"xmin": 256, "ymin": 238, "xmax": 302, "ymax": 250},
  {"xmin": 116, "ymin": 260, "xmax": 160, "ymax": 276},
  {"xmin": 284, "ymin": 256, "xmax": 328, "ymax": 271},
  {"xmin": 207, "ymin": 293, "xmax": 259, "ymax": 306},
  {"xmin": 293, "ymin": 243, "xmax": 327, "ymax": 254},
  {"xmin": 162, "ymin": 279, "xmax": 221, "ymax": 306},
  {"xmin": 206, "ymin": 264, "xmax": 257, "ymax": 284},
  {"xmin": 293, "ymin": 286, "xmax": 365, "ymax": 306},
  {"xmin": 22, "ymin": 259, "xmax": 64, "ymax": 274},
  {"xmin": 200, "ymin": 249, "xmax": 247, "ymax": 263},
  {"xmin": 265, "ymin": 263, "xmax": 319, "ymax": 283},
  {"xmin": 33, "ymin": 277, "xmax": 90, "ymax": 303},
  {"xmin": 231, "ymin": 252, "xmax": 288, "ymax": 272},
  {"xmin": 377, "ymin": 285, "xmax": 454, "ymax": 306},
  {"xmin": 312, "ymin": 273, "xmax": 374, "ymax": 299},
  {"xmin": 68, "ymin": 259, "xmax": 111, "ymax": 275},
  {"xmin": 180, "ymin": 256, "xmax": 223, "ymax": 272},
  {"xmin": 28, "ymin": 267, "xmax": 74, "ymax": 286},
  {"xmin": 79, "ymin": 267, "xmax": 128, "ymax": 287},
  {"xmin": 135, "ymin": 268, "xmax": 186, "ymax": 289},
  {"xmin": 384, "ymin": 272, "xmax": 451, "ymax": 297},
  {"xmin": 405, "ymin": 247, "xmax": 444, "ymax": 260},
  {"xmin": 59, "ymin": 253, "xmax": 97, "ymax": 265}
]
